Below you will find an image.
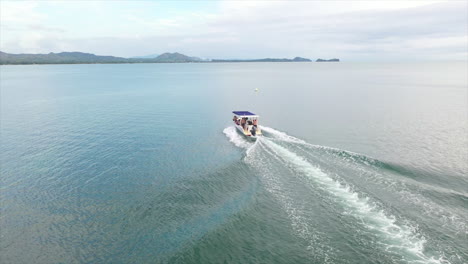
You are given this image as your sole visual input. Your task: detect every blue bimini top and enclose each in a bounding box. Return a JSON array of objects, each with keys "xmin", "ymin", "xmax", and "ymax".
[{"xmin": 232, "ymin": 111, "xmax": 256, "ymax": 116}]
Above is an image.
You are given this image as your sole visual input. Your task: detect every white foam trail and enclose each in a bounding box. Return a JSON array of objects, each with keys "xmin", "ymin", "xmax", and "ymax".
[
  {"xmin": 223, "ymin": 126, "xmax": 253, "ymax": 149},
  {"xmin": 266, "ymin": 127, "xmax": 467, "ymax": 262},
  {"xmin": 245, "ymin": 138, "xmax": 336, "ymax": 263},
  {"xmin": 225, "ymin": 126, "xmax": 454, "ymax": 263},
  {"xmin": 263, "ymin": 126, "xmax": 468, "ymax": 239},
  {"xmin": 262, "ymin": 126, "xmax": 372, "ymax": 161},
  {"xmin": 261, "ymin": 126, "xmax": 307, "ymax": 144},
  {"xmin": 259, "ymin": 139, "xmax": 442, "ymax": 264}
]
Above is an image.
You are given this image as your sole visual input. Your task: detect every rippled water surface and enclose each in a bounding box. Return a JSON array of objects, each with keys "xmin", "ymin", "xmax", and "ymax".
[{"xmin": 1, "ymin": 62, "xmax": 467, "ymax": 263}]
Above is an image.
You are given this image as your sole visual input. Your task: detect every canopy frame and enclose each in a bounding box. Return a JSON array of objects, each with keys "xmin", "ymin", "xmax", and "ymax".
[{"xmin": 232, "ymin": 111, "xmax": 259, "ymax": 118}]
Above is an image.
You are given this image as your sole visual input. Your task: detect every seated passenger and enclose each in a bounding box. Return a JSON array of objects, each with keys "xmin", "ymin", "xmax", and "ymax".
[
  {"xmin": 241, "ymin": 118, "xmax": 247, "ymax": 130},
  {"xmin": 233, "ymin": 116, "xmax": 240, "ymax": 125}
]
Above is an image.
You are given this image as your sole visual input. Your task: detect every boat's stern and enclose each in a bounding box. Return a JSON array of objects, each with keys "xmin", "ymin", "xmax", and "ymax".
[
  {"xmin": 234, "ymin": 123, "xmax": 262, "ymax": 137},
  {"xmin": 232, "ymin": 111, "xmax": 262, "ymax": 138}
]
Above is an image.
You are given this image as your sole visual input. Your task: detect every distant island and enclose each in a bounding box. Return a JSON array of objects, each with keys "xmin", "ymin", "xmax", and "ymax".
[
  {"xmin": 0, "ymin": 51, "xmax": 202, "ymax": 65},
  {"xmin": 316, "ymin": 58, "xmax": 340, "ymax": 62},
  {"xmin": 211, "ymin": 57, "xmax": 311, "ymax": 62},
  {"xmin": 0, "ymin": 51, "xmax": 337, "ymax": 65}
]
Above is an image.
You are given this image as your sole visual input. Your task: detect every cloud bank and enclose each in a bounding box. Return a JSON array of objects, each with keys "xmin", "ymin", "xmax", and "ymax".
[{"xmin": 1, "ymin": 1, "xmax": 466, "ymax": 61}]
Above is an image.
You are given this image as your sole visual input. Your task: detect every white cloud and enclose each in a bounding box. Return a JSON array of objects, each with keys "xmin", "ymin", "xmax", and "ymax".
[
  {"xmin": 0, "ymin": 1, "xmax": 43, "ymax": 24},
  {"xmin": 0, "ymin": 1, "xmax": 466, "ymax": 60},
  {"xmin": 0, "ymin": 1, "xmax": 64, "ymax": 53}
]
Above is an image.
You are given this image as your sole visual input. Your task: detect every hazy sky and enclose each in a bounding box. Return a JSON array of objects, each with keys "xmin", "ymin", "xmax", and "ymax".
[{"xmin": 1, "ymin": 1, "xmax": 467, "ymax": 61}]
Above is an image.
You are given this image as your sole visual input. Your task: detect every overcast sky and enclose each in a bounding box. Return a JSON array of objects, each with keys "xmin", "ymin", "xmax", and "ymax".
[{"xmin": 1, "ymin": 1, "xmax": 467, "ymax": 61}]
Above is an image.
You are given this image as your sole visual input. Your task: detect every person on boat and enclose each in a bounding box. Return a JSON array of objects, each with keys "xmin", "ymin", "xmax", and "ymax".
[
  {"xmin": 250, "ymin": 126, "xmax": 256, "ymax": 136},
  {"xmin": 241, "ymin": 118, "xmax": 247, "ymax": 130},
  {"xmin": 233, "ymin": 116, "xmax": 240, "ymax": 125},
  {"xmin": 252, "ymin": 119, "xmax": 259, "ymax": 134}
]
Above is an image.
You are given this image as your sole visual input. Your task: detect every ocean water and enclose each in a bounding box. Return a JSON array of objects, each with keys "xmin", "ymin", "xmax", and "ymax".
[{"xmin": 0, "ymin": 62, "xmax": 467, "ymax": 264}]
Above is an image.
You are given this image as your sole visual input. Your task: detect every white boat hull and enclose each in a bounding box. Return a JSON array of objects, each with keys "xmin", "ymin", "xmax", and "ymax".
[{"xmin": 234, "ymin": 123, "xmax": 262, "ymax": 139}]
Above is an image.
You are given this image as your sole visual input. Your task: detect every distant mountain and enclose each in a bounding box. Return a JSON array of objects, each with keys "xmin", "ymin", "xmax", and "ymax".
[
  {"xmin": 316, "ymin": 58, "xmax": 340, "ymax": 62},
  {"xmin": 0, "ymin": 51, "xmax": 313, "ymax": 65},
  {"xmin": 0, "ymin": 51, "xmax": 128, "ymax": 64},
  {"xmin": 130, "ymin": 54, "xmax": 159, "ymax": 59},
  {"xmin": 127, "ymin": 52, "xmax": 202, "ymax": 63},
  {"xmin": 0, "ymin": 51, "xmax": 203, "ymax": 64},
  {"xmin": 292, "ymin": 57, "xmax": 312, "ymax": 62},
  {"xmin": 211, "ymin": 56, "xmax": 311, "ymax": 62},
  {"xmin": 151, "ymin": 52, "xmax": 202, "ymax": 63}
]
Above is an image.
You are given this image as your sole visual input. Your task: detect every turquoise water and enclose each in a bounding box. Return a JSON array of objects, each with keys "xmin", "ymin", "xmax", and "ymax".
[{"xmin": 1, "ymin": 62, "xmax": 467, "ymax": 263}]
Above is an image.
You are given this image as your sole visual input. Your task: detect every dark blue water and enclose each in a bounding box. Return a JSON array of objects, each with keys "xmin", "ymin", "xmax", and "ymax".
[{"xmin": 1, "ymin": 63, "xmax": 467, "ymax": 263}]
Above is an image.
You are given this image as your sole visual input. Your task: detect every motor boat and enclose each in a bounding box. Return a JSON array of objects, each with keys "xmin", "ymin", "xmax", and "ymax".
[{"xmin": 232, "ymin": 111, "xmax": 262, "ymax": 138}]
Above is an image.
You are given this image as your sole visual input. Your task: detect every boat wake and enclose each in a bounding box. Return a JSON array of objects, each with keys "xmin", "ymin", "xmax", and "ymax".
[
  {"xmin": 223, "ymin": 126, "xmax": 254, "ymax": 149},
  {"xmin": 223, "ymin": 126, "xmax": 463, "ymax": 264}
]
